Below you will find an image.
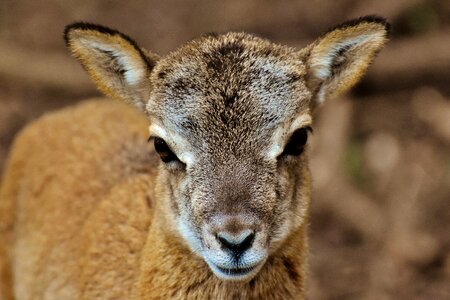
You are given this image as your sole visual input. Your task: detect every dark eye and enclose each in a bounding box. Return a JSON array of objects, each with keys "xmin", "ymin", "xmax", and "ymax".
[
  {"xmin": 153, "ymin": 137, "xmax": 180, "ymax": 163},
  {"xmin": 280, "ymin": 127, "xmax": 311, "ymax": 157}
]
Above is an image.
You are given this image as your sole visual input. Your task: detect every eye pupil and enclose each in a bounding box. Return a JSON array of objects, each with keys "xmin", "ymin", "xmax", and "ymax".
[
  {"xmin": 154, "ymin": 137, "xmax": 178, "ymax": 163},
  {"xmin": 281, "ymin": 128, "xmax": 309, "ymax": 157}
]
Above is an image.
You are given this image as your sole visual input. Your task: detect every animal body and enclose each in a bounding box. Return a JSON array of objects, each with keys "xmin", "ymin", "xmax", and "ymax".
[{"xmin": 0, "ymin": 16, "xmax": 389, "ymax": 299}]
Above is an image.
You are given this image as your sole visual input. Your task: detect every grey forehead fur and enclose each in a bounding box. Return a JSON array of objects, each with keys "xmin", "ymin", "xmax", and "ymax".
[{"xmin": 147, "ymin": 32, "xmax": 311, "ymax": 157}]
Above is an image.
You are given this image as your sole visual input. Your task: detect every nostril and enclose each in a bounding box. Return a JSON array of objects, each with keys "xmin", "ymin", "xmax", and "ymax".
[
  {"xmin": 239, "ymin": 233, "xmax": 255, "ymax": 251},
  {"xmin": 216, "ymin": 231, "xmax": 255, "ymax": 254}
]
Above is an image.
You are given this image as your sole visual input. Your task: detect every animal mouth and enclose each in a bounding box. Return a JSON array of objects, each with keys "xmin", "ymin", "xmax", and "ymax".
[
  {"xmin": 203, "ymin": 249, "xmax": 268, "ymax": 280},
  {"xmin": 215, "ymin": 265, "xmax": 257, "ymax": 276},
  {"xmin": 207, "ymin": 261, "xmax": 266, "ymax": 281}
]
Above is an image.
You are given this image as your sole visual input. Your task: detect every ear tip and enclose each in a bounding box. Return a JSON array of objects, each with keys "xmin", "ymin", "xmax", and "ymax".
[
  {"xmin": 359, "ymin": 15, "xmax": 392, "ymax": 37},
  {"xmin": 328, "ymin": 15, "xmax": 391, "ymax": 37},
  {"xmin": 63, "ymin": 22, "xmax": 157, "ymax": 72},
  {"xmin": 63, "ymin": 22, "xmax": 124, "ymax": 47},
  {"xmin": 63, "ymin": 22, "xmax": 94, "ymax": 47},
  {"xmin": 63, "ymin": 23, "xmax": 78, "ymax": 46}
]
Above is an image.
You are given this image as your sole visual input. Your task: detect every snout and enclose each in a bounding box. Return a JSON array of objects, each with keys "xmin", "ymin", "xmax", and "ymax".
[{"xmin": 202, "ymin": 215, "xmax": 268, "ymax": 281}]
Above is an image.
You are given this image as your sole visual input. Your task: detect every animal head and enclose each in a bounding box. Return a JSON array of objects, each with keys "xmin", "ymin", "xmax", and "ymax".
[{"xmin": 64, "ymin": 16, "xmax": 389, "ymax": 281}]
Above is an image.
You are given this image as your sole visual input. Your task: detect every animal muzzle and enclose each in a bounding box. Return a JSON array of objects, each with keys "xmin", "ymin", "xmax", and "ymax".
[{"xmin": 201, "ymin": 214, "xmax": 269, "ymax": 281}]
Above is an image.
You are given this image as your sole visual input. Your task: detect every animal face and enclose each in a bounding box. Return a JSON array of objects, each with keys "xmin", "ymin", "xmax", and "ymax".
[
  {"xmin": 146, "ymin": 34, "xmax": 313, "ymax": 280},
  {"xmin": 64, "ymin": 17, "xmax": 389, "ymax": 281}
]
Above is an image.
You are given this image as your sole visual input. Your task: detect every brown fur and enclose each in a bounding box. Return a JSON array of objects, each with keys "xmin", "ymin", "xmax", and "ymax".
[{"xmin": 0, "ymin": 16, "xmax": 389, "ymax": 299}]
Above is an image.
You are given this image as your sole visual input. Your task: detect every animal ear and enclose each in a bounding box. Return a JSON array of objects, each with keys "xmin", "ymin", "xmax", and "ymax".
[
  {"xmin": 303, "ymin": 16, "xmax": 390, "ymax": 107},
  {"xmin": 64, "ymin": 23, "xmax": 159, "ymax": 109}
]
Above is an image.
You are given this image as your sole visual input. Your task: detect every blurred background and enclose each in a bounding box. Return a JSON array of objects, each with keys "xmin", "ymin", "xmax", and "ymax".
[{"xmin": 0, "ymin": 0, "xmax": 449, "ymax": 299}]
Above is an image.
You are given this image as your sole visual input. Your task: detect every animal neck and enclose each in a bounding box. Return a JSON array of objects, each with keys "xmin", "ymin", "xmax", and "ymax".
[{"xmin": 133, "ymin": 208, "xmax": 308, "ymax": 299}]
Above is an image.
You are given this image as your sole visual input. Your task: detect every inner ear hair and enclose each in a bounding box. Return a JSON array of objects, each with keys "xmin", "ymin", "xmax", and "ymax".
[
  {"xmin": 64, "ymin": 22, "xmax": 159, "ymax": 108},
  {"xmin": 64, "ymin": 22, "xmax": 157, "ymax": 70},
  {"xmin": 305, "ymin": 15, "xmax": 390, "ymax": 106},
  {"xmin": 330, "ymin": 43, "xmax": 353, "ymax": 74}
]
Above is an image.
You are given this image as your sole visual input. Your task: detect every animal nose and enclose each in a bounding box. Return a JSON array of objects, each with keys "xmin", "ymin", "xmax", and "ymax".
[{"xmin": 216, "ymin": 230, "xmax": 255, "ymax": 256}]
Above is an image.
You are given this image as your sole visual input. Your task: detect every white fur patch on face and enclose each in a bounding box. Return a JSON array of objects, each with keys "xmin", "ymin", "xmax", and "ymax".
[
  {"xmin": 148, "ymin": 123, "xmax": 196, "ymax": 166},
  {"xmin": 288, "ymin": 114, "xmax": 313, "ymax": 133},
  {"xmin": 267, "ymin": 114, "xmax": 312, "ymax": 159},
  {"xmin": 78, "ymin": 38, "xmax": 145, "ymax": 86},
  {"xmin": 176, "ymin": 216, "xmax": 203, "ymax": 255}
]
